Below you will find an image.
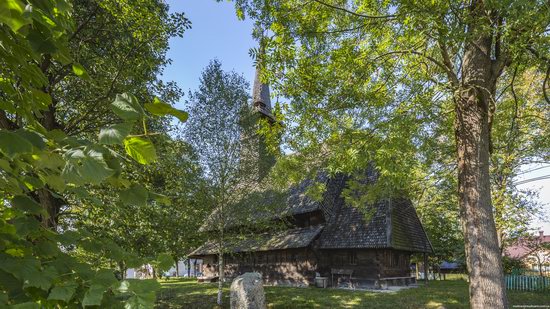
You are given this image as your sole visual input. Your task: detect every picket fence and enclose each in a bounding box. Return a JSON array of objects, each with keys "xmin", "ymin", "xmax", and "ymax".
[{"xmin": 505, "ymin": 274, "xmax": 550, "ymax": 291}]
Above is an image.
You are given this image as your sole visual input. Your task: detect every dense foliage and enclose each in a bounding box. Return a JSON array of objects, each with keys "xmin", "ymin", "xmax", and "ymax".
[
  {"xmin": 0, "ymin": 0, "xmax": 193, "ymax": 307},
  {"xmin": 232, "ymin": 0, "xmax": 550, "ymax": 307},
  {"xmin": 184, "ymin": 60, "xmax": 252, "ymax": 305}
]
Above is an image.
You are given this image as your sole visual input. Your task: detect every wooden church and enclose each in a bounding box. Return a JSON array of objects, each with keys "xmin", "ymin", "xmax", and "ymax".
[{"xmin": 188, "ymin": 65, "xmax": 432, "ymax": 288}]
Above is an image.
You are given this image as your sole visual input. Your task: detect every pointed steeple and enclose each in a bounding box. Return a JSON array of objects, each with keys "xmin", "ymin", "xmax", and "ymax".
[
  {"xmin": 236, "ymin": 58, "xmax": 277, "ymax": 184},
  {"xmin": 253, "ymin": 65, "xmax": 271, "ymax": 109},
  {"xmin": 252, "ymin": 63, "xmax": 274, "ymax": 120}
]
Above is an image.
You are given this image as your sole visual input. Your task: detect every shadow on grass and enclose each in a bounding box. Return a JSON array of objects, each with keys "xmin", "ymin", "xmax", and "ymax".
[{"xmin": 156, "ymin": 278, "xmax": 550, "ymax": 309}]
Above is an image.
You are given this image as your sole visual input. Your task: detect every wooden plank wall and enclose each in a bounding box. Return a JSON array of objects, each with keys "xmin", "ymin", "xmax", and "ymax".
[{"xmin": 197, "ymin": 248, "xmax": 412, "ymax": 283}]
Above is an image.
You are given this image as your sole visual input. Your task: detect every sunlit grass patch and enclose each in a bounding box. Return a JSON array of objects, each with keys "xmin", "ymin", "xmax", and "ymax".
[{"xmin": 156, "ymin": 277, "xmax": 550, "ymax": 309}]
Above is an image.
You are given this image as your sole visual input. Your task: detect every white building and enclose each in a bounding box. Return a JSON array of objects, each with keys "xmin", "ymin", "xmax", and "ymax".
[{"xmin": 125, "ymin": 259, "xmax": 203, "ymax": 279}]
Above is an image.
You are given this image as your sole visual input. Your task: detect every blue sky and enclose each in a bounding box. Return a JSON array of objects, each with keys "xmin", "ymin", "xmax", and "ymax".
[
  {"xmin": 162, "ymin": 0, "xmax": 257, "ymax": 107},
  {"xmin": 162, "ymin": 0, "xmax": 549, "ymax": 233}
]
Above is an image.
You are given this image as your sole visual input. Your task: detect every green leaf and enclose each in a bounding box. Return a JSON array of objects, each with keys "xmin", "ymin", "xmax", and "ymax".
[
  {"xmin": 53, "ymin": 43, "xmax": 72, "ymax": 65},
  {"xmin": 155, "ymin": 253, "xmax": 173, "ymax": 272},
  {"xmin": 72, "ymin": 63, "xmax": 90, "ymax": 80},
  {"xmin": 33, "ymin": 152, "xmax": 65, "ymax": 170},
  {"xmin": 124, "ymin": 294, "xmax": 157, "ymax": 309},
  {"xmin": 118, "ymin": 280, "xmax": 160, "ymax": 309},
  {"xmin": 45, "ymin": 129, "xmax": 66, "ymax": 142},
  {"xmin": 0, "ymin": 131, "xmax": 33, "ymax": 159},
  {"xmin": 144, "ymin": 98, "xmax": 188, "ymax": 123},
  {"xmin": 47, "ymin": 284, "xmax": 76, "ymax": 302},
  {"xmin": 30, "ymin": 89, "xmax": 52, "ymax": 109},
  {"xmin": 24, "ymin": 266, "xmax": 56, "ymax": 291},
  {"xmin": 62, "ymin": 148, "xmax": 115, "ymax": 185},
  {"xmin": 16, "ymin": 130, "xmax": 46, "ymax": 150},
  {"xmin": 0, "ymin": 291, "xmax": 7, "ymax": 306},
  {"xmin": 123, "ymin": 137, "xmax": 157, "ymax": 165},
  {"xmin": 236, "ymin": 7, "xmax": 245, "ymax": 20},
  {"xmin": 111, "ymin": 93, "xmax": 143, "ymax": 121},
  {"xmin": 119, "ymin": 280, "xmax": 161, "ymax": 308},
  {"xmin": 82, "ymin": 284, "xmax": 105, "ymax": 307},
  {"xmin": 26, "ymin": 28, "xmax": 57, "ymax": 54},
  {"xmin": 22, "ymin": 176, "xmax": 44, "ymax": 190},
  {"xmin": 124, "ymin": 255, "xmax": 144, "ymax": 269},
  {"xmin": 11, "ymin": 195, "xmax": 46, "ymax": 216},
  {"xmin": 0, "ymin": 257, "xmax": 54, "ymax": 291},
  {"xmin": 35, "ymin": 240, "xmax": 58, "ymax": 257},
  {"xmin": 43, "ymin": 174, "xmax": 66, "ymax": 192},
  {"xmin": 5, "ymin": 248, "xmax": 24, "ymax": 257},
  {"xmin": 10, "ymin": 302, "xmax": 40, "ymax": 309},
  {"xmin": 12, "ymin": 216, "xmax": 41, "ymax": 238},
  {"xmin": 149, "ymin": 192, "xmax": 171, "ymax": 205},
  {"xmin": 81, "ymin": 159, "xmax": 115, "ymax": 184},
  {"xmin": 0, "ymin": 158, "xmax": 11, "ymax": 171},
  {"xmin": 99, "ymin": 123, "xmax": 133, "ymax": 145},
  {"xmin": 0, "ymin": 0, "xmax": 31, "ymax": 32},
  {"xmin": 118, "ymin": 279, "xmax": 160, "ymax": 294},
  {"xmin": 91, "ymin": 269, "xmax": 117, "ymax": 287},
  {"xmin": 120, "ymin": 184, "xmax": 148, "ymax": 207}
]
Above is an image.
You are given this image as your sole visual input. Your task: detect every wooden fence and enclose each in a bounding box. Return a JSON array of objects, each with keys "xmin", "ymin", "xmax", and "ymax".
[{"xmin": 505, "ymin": 275, "xmax": 550, "ymax": 291}]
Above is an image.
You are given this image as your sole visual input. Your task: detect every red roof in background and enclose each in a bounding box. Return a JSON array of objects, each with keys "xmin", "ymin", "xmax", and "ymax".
[{"xmin": 504, "ymin": 232, "xmax": 550, "ymax": 260}]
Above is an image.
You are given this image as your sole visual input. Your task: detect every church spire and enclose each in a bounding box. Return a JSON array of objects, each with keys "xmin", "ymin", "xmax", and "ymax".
[
  {"xmin": 251, "ymin": 57, "xmax": 274, "ymax": 121},
  {"xmin": 252, "ymin": 64, "xmax": 271, "ymax": 112}
]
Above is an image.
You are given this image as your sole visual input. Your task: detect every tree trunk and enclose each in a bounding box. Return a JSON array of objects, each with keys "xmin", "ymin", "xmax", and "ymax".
[
  {"xmin": 423, "ymin": 253, "xmax": 429, "ymax": 283},
  {"xmin": 455, "ymin": 20, "xmax": 508, "ymax": 308},
  {"xmin": 37, "ymin": 188, "xmax": 62, "ymax": 229},
  {"xmin": 217, "ymin": 252, "xmax": 224, "ymax": 305},
  {"xmin": 118, "ymin": 261, "xmax": 126, "ymax": 280},
  {"xmin": 37, "ymin": 86, "xmax": 64, "ymax": 230}
]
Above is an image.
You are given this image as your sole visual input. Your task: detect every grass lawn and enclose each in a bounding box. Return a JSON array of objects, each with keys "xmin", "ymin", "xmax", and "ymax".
[{"xmin": 155, "ymin": 278, "xmax": 550, "ymax": 309}]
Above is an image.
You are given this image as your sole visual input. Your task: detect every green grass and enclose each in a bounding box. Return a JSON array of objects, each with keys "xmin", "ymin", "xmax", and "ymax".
[{"xmin": 155, "ymin": 278, "xmax": 550, "ymax": 309}]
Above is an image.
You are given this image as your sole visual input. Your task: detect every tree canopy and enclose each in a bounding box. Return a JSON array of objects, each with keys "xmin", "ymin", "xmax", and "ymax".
[
  {"xmin": 0, "ymin": 0, "xmax": 194, "ymax": 307},
  {"xmin": 184, "ymin": 60, "xmax": 252, "ymax": 305},
  {"xmin": 233, "ymin": 0, "xmax": 550, "ymax": 307}
]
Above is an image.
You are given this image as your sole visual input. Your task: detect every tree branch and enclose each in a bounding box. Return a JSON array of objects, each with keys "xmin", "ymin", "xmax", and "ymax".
[
  {"xmin": 373, "ymin": 49, "xmax": 459, "ymax": 87},
  {"xmin": 506, "ymin": 66, "xmax": 519, "ymax": 149},
  {"xmin": 311, "ymin": 0, "xmax": 397, "ymax": 20},
  {"xmin": 69, "ymin": 3, "xmax": 101, "ymax": 41},
  {"xmin": 437, "ymin": 39, "xmax": 460, "ymax": 87},
  {"xmin": 544, "ymin": 65, "xmax": 550, "ymax": 104},
  {"xmin": 527, "ymin": 46, "xmax": 550, "ymax": 104}
]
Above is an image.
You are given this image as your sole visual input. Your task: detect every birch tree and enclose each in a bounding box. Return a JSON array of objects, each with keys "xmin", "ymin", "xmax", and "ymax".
[{"xmin": 184, "ymin": 60, "xmax": 251, "ymax": 305}]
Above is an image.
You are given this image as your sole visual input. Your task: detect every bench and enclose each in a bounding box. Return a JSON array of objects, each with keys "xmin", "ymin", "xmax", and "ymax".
[
  {"xmin": 375, "ymin": 276, "xmax": 416, "ymax": 289},
  {"xmin": 331, "ymin": 269, "xmax": 353, "ymax": 288},
  {"xmin": 197, "ymin": 276, "xmax": 219, "ymax": 283}
]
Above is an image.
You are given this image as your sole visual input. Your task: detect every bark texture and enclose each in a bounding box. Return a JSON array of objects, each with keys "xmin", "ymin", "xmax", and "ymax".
[
  {"xmin": 37, "ymin": 188, "xmax": 63, "ymax": 229},
  {"xmin": 455, "ymin": 4, "xmax": 508, "ymax": 307},
  {"xmin": 217, "ymin": 252, "xmax": 225, "ymax": 305}
]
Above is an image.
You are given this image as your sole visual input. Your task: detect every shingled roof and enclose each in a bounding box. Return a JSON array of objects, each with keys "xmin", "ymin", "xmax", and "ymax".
[
  {"xmin": 199, "ymin": 174, "xmax": 328, "ymax": 232},
  {"xmin": 317, "ymin": 198, "xmax": 433, "ymax": 253},
  {"xmin": 389, "ymin": 199, "xmax": 433, "ymax": 252},
  {"xmin": 281, "ymin": 173, "xmax": 328, "ymax": 216},
  {"xmin": 193, "ymin": 172, "xmax": 432, "ymax": 255},
  {"xmin": 189, "ymin": 225, "xmax": 324, "ymax": 256}
]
